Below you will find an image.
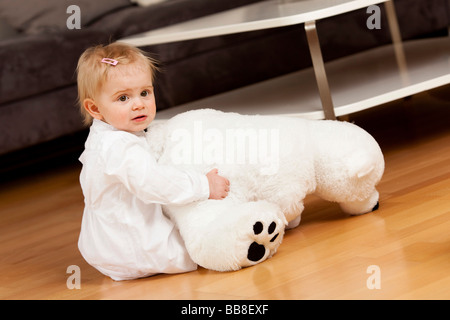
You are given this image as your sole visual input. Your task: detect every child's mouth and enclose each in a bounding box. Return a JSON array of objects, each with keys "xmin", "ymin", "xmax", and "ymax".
[{"xmin": 132, "ymin": 115, "xmax": 147, "ymax": 122}]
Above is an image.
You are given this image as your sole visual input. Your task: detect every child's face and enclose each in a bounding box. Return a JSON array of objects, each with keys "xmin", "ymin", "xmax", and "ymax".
[{"xmin": 86, "ymin": 62, "xmax": 156, "ymax": 133}]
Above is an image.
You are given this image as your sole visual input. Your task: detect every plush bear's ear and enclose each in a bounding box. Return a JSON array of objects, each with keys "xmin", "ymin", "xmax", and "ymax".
[{"xmin": 145, "ymin": 122, "xmax": 167, "ymax": 160}]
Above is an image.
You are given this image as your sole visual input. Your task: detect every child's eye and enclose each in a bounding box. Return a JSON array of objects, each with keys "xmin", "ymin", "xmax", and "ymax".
[
  {"xmin": 141, "ymin": 90, "xmax": 149, "ymax": 97},
  {"xmin": 118, "ymin": 95, "xmax": 128, "ymax": 102}
]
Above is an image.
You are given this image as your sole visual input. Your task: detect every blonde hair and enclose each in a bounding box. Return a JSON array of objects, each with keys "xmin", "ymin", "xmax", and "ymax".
[{"xmin": 76, "ymin": 42, "xmax": 158, "ymax": 126}]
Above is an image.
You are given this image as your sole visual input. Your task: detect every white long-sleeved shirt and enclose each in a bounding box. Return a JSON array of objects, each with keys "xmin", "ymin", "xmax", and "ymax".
[{"xmin": 78, "ymin": 119, "xmax": 209, "ymax": 280}]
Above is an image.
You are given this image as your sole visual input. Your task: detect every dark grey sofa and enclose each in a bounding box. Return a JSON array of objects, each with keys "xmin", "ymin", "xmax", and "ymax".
[{"xmin": 0, "ymin": 0, "xmax": 448, "ymax": 156}]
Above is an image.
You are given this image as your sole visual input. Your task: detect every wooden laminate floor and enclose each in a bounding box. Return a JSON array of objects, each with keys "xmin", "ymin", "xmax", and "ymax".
[{"xmin": 0, "ymin": 87, "xmax": 449, "ymax": 300}]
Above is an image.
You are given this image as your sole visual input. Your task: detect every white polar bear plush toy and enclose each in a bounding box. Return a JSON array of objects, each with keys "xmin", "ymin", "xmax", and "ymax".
[{"xmin": 146, "ymin": 109, "xmax": 384, "ymax": 272}]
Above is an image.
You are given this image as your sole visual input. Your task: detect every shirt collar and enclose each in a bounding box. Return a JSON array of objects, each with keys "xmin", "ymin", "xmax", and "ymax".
[{"xmin": 91, "ymin": 119, "xmax": 146, "ymax": 137}]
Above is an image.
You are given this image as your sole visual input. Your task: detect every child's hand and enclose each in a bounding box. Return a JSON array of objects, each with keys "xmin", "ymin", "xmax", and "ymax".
[{"xmin": 206, "ymin": 169, "xmax": 230, "ymax": 200}]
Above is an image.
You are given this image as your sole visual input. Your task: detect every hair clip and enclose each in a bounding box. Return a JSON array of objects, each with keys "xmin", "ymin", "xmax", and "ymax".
[{"xmin": 101, "ymin": 58, "xmax": 118, "ymax": 66}]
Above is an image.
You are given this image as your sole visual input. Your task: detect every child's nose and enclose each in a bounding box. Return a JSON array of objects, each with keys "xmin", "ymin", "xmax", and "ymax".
[{"xmin": 132, "ymin": 98, "xmax": 145, "ymax": 110}]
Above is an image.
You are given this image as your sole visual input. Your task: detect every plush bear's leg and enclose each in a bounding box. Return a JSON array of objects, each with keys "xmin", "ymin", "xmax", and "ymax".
[
  {"xmin": 165, "ymin": 199, "xmax": 287, "ymax": 272},
  {"xmin": 282, "ymin": 200, "xmax": 304, "ymax": 230},
  {"xmin": 286, "ymin": 215, "xmax": 302, "ymax": 229},
  {"xmin": 310, "ymin": 119, "xmax": 384, "ymax": 216},
  {"xmin": 339, "ymin": 189, "xmax": 380, "ymax": 215}
]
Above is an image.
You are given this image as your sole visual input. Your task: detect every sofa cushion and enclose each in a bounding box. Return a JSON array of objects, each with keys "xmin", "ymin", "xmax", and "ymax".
[
  {"xmin": 90, "ymin": 0, "xmax": 264, "ymax": 39},
  {"xmin": 0, "ymin": 85, "xmax": 84, "ymax": 155},
  {"xmin": 130, "ymin": 0, "xmax": 171, "ymax": 6},
  {"xmin": 0, "ymin": 29, "xmax": 110, "ymax": 105},
  {"xmin": 0, "ymin": 18, "xmax": 19, "ymax": 40},
  {"xmin": 0, "ymin": 0, "xmax": 131, "ymax": 34}
]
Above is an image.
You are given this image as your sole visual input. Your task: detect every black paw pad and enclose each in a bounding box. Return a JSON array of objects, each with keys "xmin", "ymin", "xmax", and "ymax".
[
  {"xmin": 372, "ymin": 201, "xmax": 380, "ymax": 212},
  {"xmin": 253, "ymin": 221, "xmax": 263, "ymax": 235},
  {"xmin": 247, "ymin": 242, "xmax": 266, "ymax": 262},
  {"xmin": 268, "ymin": 221, "xmax": 276, "ymax": 234},
  {"xmin": 247, "ymin": 221, "xmax": 280, "ymax": 262},
  {"xmin": 270, "ymin": 233, "xmax": 279, "ymax": 242}
]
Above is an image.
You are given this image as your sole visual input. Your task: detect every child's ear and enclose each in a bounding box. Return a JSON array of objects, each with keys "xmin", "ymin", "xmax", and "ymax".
[{"xmin": 83, "ymin": 99, "xmax": 103, "ymax": 120}]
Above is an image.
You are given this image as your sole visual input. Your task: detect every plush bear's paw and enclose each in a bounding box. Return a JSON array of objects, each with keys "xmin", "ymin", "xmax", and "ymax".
[
  {"xmin": 246, "ymin": 220, "xmax": 283, "ymax": 263},
  {"xmin": 178, "ymin": 200, "xmax": 286, "ymax": 272},
  {"xmin": 339, "ymin": 190, "xmax": 380, "ymax": 215}
]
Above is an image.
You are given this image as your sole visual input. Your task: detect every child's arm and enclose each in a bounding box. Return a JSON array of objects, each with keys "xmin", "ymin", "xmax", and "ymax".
[{"xmin": 101, "ymin": 136, "xmax": 228, "ymax": 205}]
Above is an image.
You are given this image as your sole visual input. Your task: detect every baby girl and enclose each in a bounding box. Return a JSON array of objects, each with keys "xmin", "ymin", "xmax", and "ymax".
[{"xmin": 76, "ymin": 42, "xmax": 229, "ymax": 280}]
